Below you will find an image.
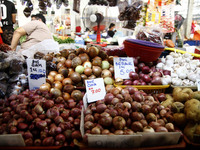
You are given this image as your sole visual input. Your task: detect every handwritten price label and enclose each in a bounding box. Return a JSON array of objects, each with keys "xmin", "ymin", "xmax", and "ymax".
[
  {"xmin": 27, "ymin": 59, "xmax": 46, "ymax": 90},
  {"xmin": 85, "ymin": 78, "xmax": 106, "ymax": 103},
  {"xmin": 114, "ymin": 57, "xmax": 135, "ymax": 79}
]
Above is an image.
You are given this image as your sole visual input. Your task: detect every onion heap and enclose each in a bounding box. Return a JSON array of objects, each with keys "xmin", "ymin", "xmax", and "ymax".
[
  {"xmin": 0, "ymin": 89, "xmax": 83, "ymax": 146},
  {"xmin": 115, "ymin": 57, "xmax": 171, "ymax": 86},
  {"xmin": 83, "ymin": 86, "xmax": 176, "ymax": 139},
  {"xmin": 43, "ymin": 47, "xmax": 114, "ymax": 89}
]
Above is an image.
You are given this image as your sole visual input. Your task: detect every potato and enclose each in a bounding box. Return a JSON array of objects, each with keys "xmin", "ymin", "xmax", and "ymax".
[
  {"xmin": 173, "ymin": 87, "xmax": 192, "ymax": 102},
  {"xmin": 171, "ymin": 102, "xmax": 185, "ymax": 113},
  {"xmin": 173, "ymin": 113, "xmax": 186, "ymax": 127},
  {"xmin": 190, "ymin": 91, "xmax": 200, "ymax": 100},
  {"xmin": 184, "ymin": 99, "xmax": 200, "ymax": 122},
  {"xmin": 182, "ymin": 88, "xmax": 193, "ymax": 95},
  {"xmin": 184, "ymin": 122, "xmax": 198, "ymax": 141},
  {"xmin": 161, "ymin": 98, "xmax": 174, "ymax": 108}
]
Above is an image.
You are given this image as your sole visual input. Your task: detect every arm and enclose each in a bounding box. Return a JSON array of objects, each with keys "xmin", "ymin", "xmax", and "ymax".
[
  {"xmin": 11, "ymin": 27, "xmax": 26, "ymax": 50},
  {"xmin": 12, "ymin": 13, "xmax": 16, "ymax": 24}
]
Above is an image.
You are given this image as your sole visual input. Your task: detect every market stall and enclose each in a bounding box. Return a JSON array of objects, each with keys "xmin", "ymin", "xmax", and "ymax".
[{"xmin": 0, "ymin": 0, "xmax": 200, "ymax": 149}]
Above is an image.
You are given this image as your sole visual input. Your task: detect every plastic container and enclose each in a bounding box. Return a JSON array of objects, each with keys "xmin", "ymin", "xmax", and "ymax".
[
  {"xmin": 123, "ymin": 39, "xmax": 164, "ymax": 62},
  {"xmin": 114, "ymin": 84, "xmax": 170, "ymax": 94}
]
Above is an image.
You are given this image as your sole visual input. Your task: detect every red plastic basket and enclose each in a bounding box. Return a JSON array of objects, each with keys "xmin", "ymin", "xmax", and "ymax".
[{"xmin": 124, "ymin": 40, "xmax": 164, "ymax": 62}]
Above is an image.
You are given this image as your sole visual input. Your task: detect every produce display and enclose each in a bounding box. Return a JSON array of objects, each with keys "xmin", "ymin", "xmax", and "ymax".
[
  {"xmin": 114, "ymin": 57, "xmax": 171, "ymax": 86},
  {"xmin": 0, "ymin": 89, "xmax": 83, "ymax": 146},
  {"xmin": 157, "ymin": 52, "xmax": 200, "ymax": 86},
  {"xmin": 160, "ymin": 87, "xmax": 200, "ymax": 144},
  {"xmin": 42, "ymin": 47, "xmax": 114, "ymax": 89},
  {"xmin": 83, "ymin": 86, "xmax": 176, "ymax": 138}
]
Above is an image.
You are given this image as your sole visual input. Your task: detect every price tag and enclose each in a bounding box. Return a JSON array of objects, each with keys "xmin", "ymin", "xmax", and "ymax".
[
  {"xmin": 85, "ymin": 78, "xmax": 106, "ymax": 103},
  {"xmin": 197, "ymin": 79, "xmax": 200, "ymax": 91},
  {"xmin": 27, "ymin": 59, "xmax": 46, "ymax": 90},
  {"xmin": 114, "ymin": 57, "xmax": 135, "ymax": 79}
]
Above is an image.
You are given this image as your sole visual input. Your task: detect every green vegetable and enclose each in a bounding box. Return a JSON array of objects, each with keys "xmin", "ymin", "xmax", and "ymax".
[{"xmin": 53, "ymin": 36, "xmax": 75, "ymax": 44}]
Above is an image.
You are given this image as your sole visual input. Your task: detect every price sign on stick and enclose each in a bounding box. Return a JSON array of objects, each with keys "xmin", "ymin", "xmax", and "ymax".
[
  {"xmin": 27, "ymin": 59, "xmax": 46, "ymax": 90},
  {"xmin": 114, "ymin": 57, "xmax": 135, "ymax": 79},
  {"xmin": 85, "ymin": 78, "xmax": 106, "ymax": 103},
  {"xmin": 197, "ymin": 79, "xmax": 200, "ymax": 91}
]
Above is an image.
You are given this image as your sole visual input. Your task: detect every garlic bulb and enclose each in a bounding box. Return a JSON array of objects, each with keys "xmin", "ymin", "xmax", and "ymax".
[
  {"xmin": 161, "ymin": 75, "xmax": 171, "ymax": 85},
  {"xmin": 156, "ymin": 63, "xmax": 164, "ymax": 69},
  {"xmin": 172, "ymin": 78, "xmax": 182, "ymax": 86}
]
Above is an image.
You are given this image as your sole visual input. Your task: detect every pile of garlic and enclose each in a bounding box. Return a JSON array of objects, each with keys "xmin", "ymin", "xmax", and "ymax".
[{"xmin": 157, "ymin": 52, "xmax": 200, "ymax": 86}]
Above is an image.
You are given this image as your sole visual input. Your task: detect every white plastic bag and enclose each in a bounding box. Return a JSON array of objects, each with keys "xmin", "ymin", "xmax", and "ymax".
[{"xmin": 21, "ymin": 39, "xmax": 60, "ymax": 59}]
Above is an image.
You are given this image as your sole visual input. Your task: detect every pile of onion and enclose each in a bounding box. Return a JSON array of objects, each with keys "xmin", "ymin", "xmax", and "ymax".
[
  {"xmin": 115, "ymin": 57, "xmax": 171, "ymax": 86},
  {"xmin": 83, "ymin": 86, "xmax": 175, "ymax": 138},
  {"xmin": 0, "ymin": 89, "xmax": 83, "ymax": 146}
]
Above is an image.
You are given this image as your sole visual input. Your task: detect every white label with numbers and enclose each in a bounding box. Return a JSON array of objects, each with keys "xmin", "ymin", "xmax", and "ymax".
[
  {"xmin": 85, "ymin": 78, "xmax": 106, "ymax": 103},
  {"xmin": 114, "ymin": 57, "xmax": 135, "ymax": 79},
  {"xmin": 27, "ymin": 59, "xmax": 46, "ymax": 90}
]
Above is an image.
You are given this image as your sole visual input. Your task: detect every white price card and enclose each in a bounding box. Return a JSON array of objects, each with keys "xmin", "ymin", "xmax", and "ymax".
[
  {"xmin": 85, "ymin": 78, "xmax": 106, "ymax": 103},
  {"xmin": 114, "ymin": 57, "xmax": 135, "ymax": 79},
  {"xmin": 197, "ymin": 79, "xmax": 200, "ymax": 91},
  {"xmin": 27, "ymin": 59, "xmax": 46, "ymax": 90}
]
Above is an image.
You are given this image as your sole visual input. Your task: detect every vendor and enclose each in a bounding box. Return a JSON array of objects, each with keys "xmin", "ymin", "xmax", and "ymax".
[
  {"xmin": 107, "ymin": 23, "xmax": 116, "ymax": 38},
  {"xmin": 11, "ymin": 13, "xmax": 58, "ymax": 55}
]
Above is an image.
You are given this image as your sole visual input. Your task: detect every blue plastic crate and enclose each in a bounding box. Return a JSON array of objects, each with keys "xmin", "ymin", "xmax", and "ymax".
[{"xmin": 184, "ymin": 40, "xmax": 200, "ymax": 46}]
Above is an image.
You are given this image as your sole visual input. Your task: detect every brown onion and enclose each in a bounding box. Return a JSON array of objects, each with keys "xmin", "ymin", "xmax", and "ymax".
[
  {"xmin": 49, "ymin": 71, "xmax": 58, "ymax": 78},
  {"xmin": 52, "ymin": 81, "xmax": 63, "ymax": 90},
  {"xmin": 55, "ymin": 74, "xmax": 64, "ymax": 82},
  {"xmin": 84, "ymin": 67, "xmax": 92, "ymax": 76},
  {"xmin": 113, "ymin": 116, "xmax": 126, "ymax": 130},
  {"xmin": 131, "ymin": 121, "xmax": 143, "ymax": 132},
  {"xmin": 62, "ymin": 78, "xmax": 73, "ymax": 86}
]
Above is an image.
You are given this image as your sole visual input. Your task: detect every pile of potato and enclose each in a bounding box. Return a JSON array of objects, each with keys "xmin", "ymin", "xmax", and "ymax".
[{"xmin": 161, "ymin": 87, "xmax": 200, "ymax": 143}]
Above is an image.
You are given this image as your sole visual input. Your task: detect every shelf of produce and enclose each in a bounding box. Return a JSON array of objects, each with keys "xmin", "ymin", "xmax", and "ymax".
[
  {"xmin": 114, "ymin": 84, "xmax": 170, "ymax": 94},
  {"xmin": 80, "ymin": 137, "xmax": 186, "ymax": 150}
]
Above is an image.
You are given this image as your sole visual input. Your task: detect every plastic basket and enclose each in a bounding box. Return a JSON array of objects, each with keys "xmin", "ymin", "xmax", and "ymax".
[
  {"xmin": 114, "ymin": 84, "xmax": 170, "ymax": 94},
  {"xmin": 124, "ymin": 40, "xmax": 164, "ymax": 62}
]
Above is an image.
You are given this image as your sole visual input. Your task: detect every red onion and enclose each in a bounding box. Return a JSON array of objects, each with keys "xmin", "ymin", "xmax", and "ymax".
[
  {"xmin": 64, "ymin": 129, "xmax": 72, "ymax": 140},
  {"xmin": 149, "ymin": 121, "xmax": 161, "ymax": 130},
  {"xmin": 71, "ymin": 130, "xmax": 82, "ymax": 140},
  {"xmin": 131, "ymin": 112, "xmax": 144, "ymax": 121},
  {"xmin": 99, "ymin": 115, "xmax": 112, "ymax": 127},
  {"xmin": 70, "ymin": 108, "xmax": 81, "ymax": 118},
  {"xmin": 54, "ymin": 116, "xmax": 64, "ymax": 125},
  {"xmin": 84, "ymin": 121, "xmax": 94, "ymax": 130},
  {"xmin": 129, "ymin": 71, "xmax": 139, "ymax": 80},
  {"xmin": 25, "ymin": 138, "xmax": 33, "ymax": 146},
  {"xmin": 84, "ymin": 114, "xmax": 94, "ymax": 122},
  {"xmin": 157, "ymin": 119, "xmax": 165, "ymax": 126},
  {"xmin": 68, "ymin": 101, "xmax": 77, "ymax": 109},
  {"xmin": 138, "ymin": 63, "xmax": 145, "ymax": 70},
  {"xmin": 111, "ymin": 88, "xmax": 120, "ymax": 96},
  {"xmin": 55, "ymin": 127, "xmax": 62, "ymax": 134},
  {"xmin": 133, "ymin": 80, "xmax": 141, "ymax": 85},
  {"xmin": 142, "ymin": 74, "xmax": 151, "ymax": 83},
  {"xmin": 55, "ymin": 134, "xmax": 66, "ymax": 143},
  {"xmin": 151, "ymin": 76, "xmax": 162, "ymax": 85},
  {"xmin": 84, "ymin": 108, "xmax": 92, "ymax": 115},
  {"xmin": 24, "ymin": 131, "xmax": 33, "ymax": 139},
  {"xmin": 59, "ymin": 122, "xmax": 72, "ymax": 131},
  {"xmin": 61, "ymin": 109, "xmax": 70, "ymax": 120},
  {"xmin": 155, "ymin": 126, "xmax": 168, "ymax": 132},
  {"xmin": 142, "ymin": 66, "xmax": 150, "ymax": 74},
  {"xmin": 114, "ymin": 130, "xmax": 124, "ymax": 135},
  {"xmin": 133, "ymin": 92, "xmax": 144, "ymax": 102},
  {"xmin": 152, "ymin": 71, "xmax": 162, "ymax": 77},
  {"xmin": 143, "ymin": 126, "xmax": 155, "ymax": 132},
  {"xmin": 113, "ymin": 116, "xmax": 126, "ymax": 130},
  {"xmin": 102, "ymin": 129, "xmax": 110, "ymax": 135},
  {"xmin": 34, "ymin": 104, "xmax": 43, "ymax": 115},
  {"xmin": 74, "ymin": 118, "xmax": 80, "ymax": 127},
  {"xmin": 44, "ymin": 100, "xmax": 54, "ymax": 109},
  {"xmin": 131, "ymin": 121, "xmax": 143, "ymax": 132},
  {"xmin": 125, "ymin": 86, "xmax": 138, "ymax": 95},
  {"xmin": 10, "ymin": 126, "xmax": 17, "ymax": 134},
  {"xmin": 140, "ymin": 119, "xmax": 148, "ymax": 127},
  {"xmin": 131, "ymin": 101, "xmax": 142, "ymax": 112},
  {"xmin": 157, "ymin": 93, "xmax": 166, "ymax": 102},
  {"xmin": 46, "ymin": 107, "xmax": 60, "ymax": 119},
  {"xmin": 124, "ymin": 129, "xmax": 134, "ymax": 135},
  {"xmin": 36, "ymin": 120, "xmax": 47, "ymax": 129},
  {"xmin": 18, "ymin": 123, "xmax": 28, "ymax": 130},
  {"xmin": 104, "ymin": 93, "xmax": 114, "ymax": 104},
  {"xmin": 124, "ymin": 79, "xmax": 132, "ymax": 85},
  {"xmin": 91, "ymin": 126, "xmax": 101, "ymax": 134},
  {"xmin": 96, "ymin": 103, "xmax": 107, "ymax": 113},
  {"xmin": 42, "ymin": 137, "xmax": 54, "ymax": 146}
]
